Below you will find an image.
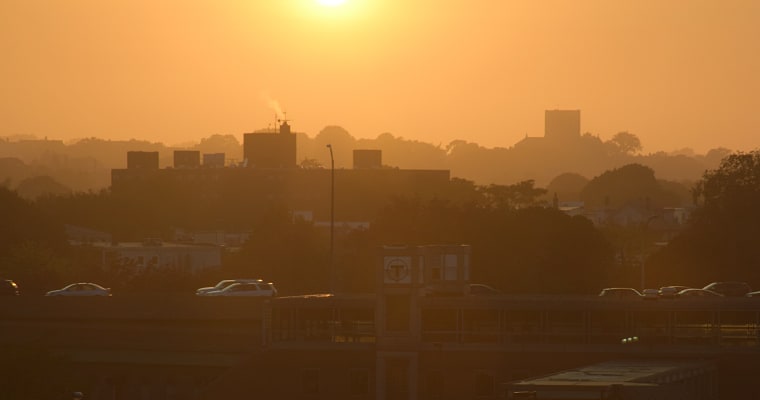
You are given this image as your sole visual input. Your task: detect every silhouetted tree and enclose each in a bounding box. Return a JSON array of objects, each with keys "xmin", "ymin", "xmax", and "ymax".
[
  {"xmin": 193, "ymin": 134, "xmax": 243, "ymax": 163},
  {"xmin": 580, "ymin": 164, "xmax": 681, "ymax": 209},
  {"xmin": 299, "ymin": 157, "xmax": 323, "ymax": 169},
  {"xmin": 15, "ymin": 175, "xmax": 72, "ymax": 200},
  {"xmin": 648, "ymin": 150, "xmax": 760, "ymax": 288},
  {"xmin": 607, "ymin": 131, "xmax": 642, "ymax": 155},
  {"xmin": 367, "ymin": 197, "xmax": 613, "ymax": 294},
  {"xmin": 545, "ymin": 172, "xmax": 589, "ymax": 203},
  {"xmin": 0, "ymin": 187, "xmax": 70, "ymax": 292}
]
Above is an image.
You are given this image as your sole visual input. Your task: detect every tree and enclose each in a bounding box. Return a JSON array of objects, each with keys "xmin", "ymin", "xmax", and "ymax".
[
  {"xmin": 299, "ymin": 158, "xmax": 323, "ymax": 169},
  {"xmin": 368, "ymin": 197, "xmax": 614, "ymax": 294},
  {"xmin": 0, "ymin": 187, "xmax": 70, "ymax": 292},
  {"xmin": 648, "ymin": 150, "xmax": 760, "ymax": 288},
  {"xmin": 545, "ymin": 172, "xmax": 589, "ymax": 203},
  {"xmin": 607, "ymin": 131, "xmax": 642, "ymax": 155},
  {"xmin": 580, "ymin": 164, "xmax": 680, "ymax": 209},
  {"xmin": 693, "ymin": 150, "xmax": 760, "ymax": 213},
  {"xmin": 194, "ymin": 134, "xmax": 243, "ymax": 163}
]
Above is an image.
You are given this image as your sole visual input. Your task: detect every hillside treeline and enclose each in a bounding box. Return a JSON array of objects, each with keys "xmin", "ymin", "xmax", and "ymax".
[{"xmin": 0, "ymin": 128, "xmax": 730, "ymax": 199}]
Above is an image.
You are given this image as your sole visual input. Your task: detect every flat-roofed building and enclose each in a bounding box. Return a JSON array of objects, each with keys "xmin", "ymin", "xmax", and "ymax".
[
  {"xmin": 243, "ymin": 120, "xmax": 296, "ymax": 168},
  {"xmin": 127, "ymin": 151, "xmax": 159, "ymax": 170},
  {"xmin": 505, "ymin": 360, "xmax": 717, "ymax": 400}
]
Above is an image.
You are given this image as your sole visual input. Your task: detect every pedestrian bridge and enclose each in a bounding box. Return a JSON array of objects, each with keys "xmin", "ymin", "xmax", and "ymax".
[{"xmin": 267, "ymin": 294, "xmax": 760, "ymax": 356}]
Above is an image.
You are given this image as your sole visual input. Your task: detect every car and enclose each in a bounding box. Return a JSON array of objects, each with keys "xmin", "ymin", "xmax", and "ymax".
[
  {"xmin": 200, "ymin": 281, "xmax": 278, "ymax": 297},
  {"xmin": 468, "ymin": 283, "xmax": 503, "ymax": 296},
  {"xmin": 676, "ymin": 288, "xmax": 723, "ymax": 298},
  {"xmin": 659, "ymin": 286, "xmax": 690, "ymax": 299},
  {"xmin": 642, "ymin": 288, "xmax": 660, "ymax": 300},
  {"xmin": 196, "ymin": 279, "xmax": 263, "ymax": 296},
  {"xmin": 0, "ymin": 279, "xmax": 20, "ymax": 296},
  {"xmin": 598, "ymin": 288, "xmax": 642, "ymax": 298},
  {"xmin": 45, "ymin": 282, "xmax": 112, "ymax": 297},
  {"xmin": 702, "ymin": 281, "xmax": 752, "ymax": 297},
  {"xmin": 746, "ymin": 291, "xmax": 760, "ymax": 298}
]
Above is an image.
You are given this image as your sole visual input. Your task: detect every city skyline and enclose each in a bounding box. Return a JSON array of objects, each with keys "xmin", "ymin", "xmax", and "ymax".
[{"xmin": 2, "ymin": 1, "xmax": 759, "ymax": 153}]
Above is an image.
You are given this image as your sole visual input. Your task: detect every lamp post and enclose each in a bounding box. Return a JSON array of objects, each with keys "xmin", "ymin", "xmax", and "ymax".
[{"xmin": 326, "ymin": 144, "xmax": 335, "ymax": 294}]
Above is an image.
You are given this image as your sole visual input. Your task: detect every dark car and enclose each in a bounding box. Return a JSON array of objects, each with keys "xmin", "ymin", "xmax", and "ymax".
[
  {"xmin": 702, "ymin": 281, "xmax": 752, "ymax": 297},
  {"xmin": 677, "ymin": 288, "xmax": 724, "ymax": 298},
  {"xmin": 0, "ymin": 279, "xmax": 20, "ymax": 295},
  {"xmin": 659, "ymin": 285, "xmax": 690, "ymax": 299}
]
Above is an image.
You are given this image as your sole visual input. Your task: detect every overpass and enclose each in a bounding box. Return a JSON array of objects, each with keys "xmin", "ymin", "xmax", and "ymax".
[{"xmin": 3, "ymin": 293, "xmax": 759, "ymax": 399}]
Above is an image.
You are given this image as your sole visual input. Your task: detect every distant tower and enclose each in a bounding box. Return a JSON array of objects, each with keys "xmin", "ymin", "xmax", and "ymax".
[{"xmin": 545, "ymin": 110, "xmax": 581, "ymax": 141}]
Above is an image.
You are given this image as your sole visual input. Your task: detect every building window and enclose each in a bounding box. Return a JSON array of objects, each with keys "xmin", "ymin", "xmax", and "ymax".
[
  {"xmin": 386, "ymin": 359, "xmax": 408, "ymax": 398},
  {"xmin": 349, "ymin": 368, "xmax": 369, "ymax": 396},
  {"xmin": 303, "ymin": 369, "xmax": 319, "ymax": 395}
]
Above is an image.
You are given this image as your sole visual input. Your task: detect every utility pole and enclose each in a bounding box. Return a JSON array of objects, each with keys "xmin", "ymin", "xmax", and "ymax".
[{"xmin": 326, "ymin": 144, "xmax": 335, "ymax": 294}]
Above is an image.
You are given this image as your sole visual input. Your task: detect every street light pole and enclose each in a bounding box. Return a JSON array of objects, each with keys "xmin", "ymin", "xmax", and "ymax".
[{"xmin": 326, "ymin": 144, "xmax": 334, "ymax": 294}]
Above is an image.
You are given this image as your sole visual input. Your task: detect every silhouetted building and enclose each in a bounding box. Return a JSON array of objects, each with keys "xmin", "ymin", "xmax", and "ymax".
[
  {"xmin": 545, "ymin": 109, "xmax": 581, "ymax": 141},
  {"xmin": 126, "ymin": 151, "xmax": 159, "ymax": 170},
  {"xmin": 112, "ymin": 122, "xmax": 451, "ymax": 222},
  {"xmin": 243, "ymin": 120, "xmax": 296, "ymax": 168},
  {"xmin": 203, "ymin": 153, "xmax": 225, "ymax": 168},
  {"xmin": 174, "ymin": 150, "xmax": 201, "ymax": 169},
  {"xmin": 353, "ymin": 149, "xmax": 382, "ymax": 169}
]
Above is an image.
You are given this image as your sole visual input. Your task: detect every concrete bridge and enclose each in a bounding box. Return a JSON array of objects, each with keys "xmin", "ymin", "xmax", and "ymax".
[{"xmin": 3, "ymin": 293, "xmax": 760, "ymax": 398}]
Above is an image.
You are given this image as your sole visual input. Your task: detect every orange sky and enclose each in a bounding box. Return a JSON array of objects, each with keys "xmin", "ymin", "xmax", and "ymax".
[{"xmin": 1, "ymin": 0, "xmax": 759, "ymax": 153}]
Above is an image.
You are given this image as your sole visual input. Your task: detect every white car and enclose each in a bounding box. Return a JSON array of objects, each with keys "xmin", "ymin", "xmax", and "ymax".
[
  {"xmin": 195, "ymin": 279, "xmax": 263, "ymax": 296},
  {"xmin": 45, "ymin": 282, "xmax": 112, "ymax": 297},
  {"xmin": 201, "ymin": 281, "xmax": 278, "ymax": 297}
]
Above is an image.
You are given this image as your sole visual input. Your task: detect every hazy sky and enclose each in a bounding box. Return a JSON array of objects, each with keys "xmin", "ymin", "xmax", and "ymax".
[{"xmin": 2, "ymin": 0, "xmax": 759, "ymax": 153}]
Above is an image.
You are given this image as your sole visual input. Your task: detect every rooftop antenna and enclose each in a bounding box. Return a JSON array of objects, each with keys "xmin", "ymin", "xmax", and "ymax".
[{"xmin": 277, "ymin": 111, "xmax": 291, "ymax": 126}]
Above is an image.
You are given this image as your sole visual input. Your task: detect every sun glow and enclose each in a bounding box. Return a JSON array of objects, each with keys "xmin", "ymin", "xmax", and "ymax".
[{"xmin": 316, "ymin": 0, "xmax": 347, "ymax": 6}]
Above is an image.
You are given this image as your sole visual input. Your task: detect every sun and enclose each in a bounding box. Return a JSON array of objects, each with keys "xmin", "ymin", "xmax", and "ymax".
[{"xmin": 316, "ymin": 0, "xmax": 347, "ymax": 7}]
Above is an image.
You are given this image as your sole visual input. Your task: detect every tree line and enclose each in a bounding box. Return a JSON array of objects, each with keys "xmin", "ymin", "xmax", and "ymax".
[
  {"xmin": 1, "ymin": 128, "xmax": 730, "ymax": 200},
  {"xmin": 1, "ymin": 150, "xmax": 759, "ymax": 295}
]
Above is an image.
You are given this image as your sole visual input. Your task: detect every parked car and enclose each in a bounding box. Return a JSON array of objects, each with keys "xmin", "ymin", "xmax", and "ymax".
[
  {"xmin": 200, "ymin": 281, "xmax": 278, "ymax": 297},
  {"xmin": 598, "ymin": 288, "xmax": 642, "ymax": 298},
  {"xmin": 642, "ymin": 289, "xmax": 660, "ymax": 300},
  {"xmin": 745, "ymin": 291, "xmax": 760, "ymax": 298},
  {"xmin": 196, "ymin": 279, "xmax": 263, "ymax": 296},
  {"xmin": 45, "ymin": 283, "xmax": 112, "ymax": 297},
  {"xmin": 659, "ymin": 286, "xmax": 690, "ymax": 299},
  {"xmin": 676, "ymin": 288, "xmax": 723, "ymax": 298},
  {"xmin": 0, "ymin": 279, "xmax": 20, "ymax": 296},
  {"xmin": 702, "ymin": 281, "xmax": 751, "ymax": 297}
]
